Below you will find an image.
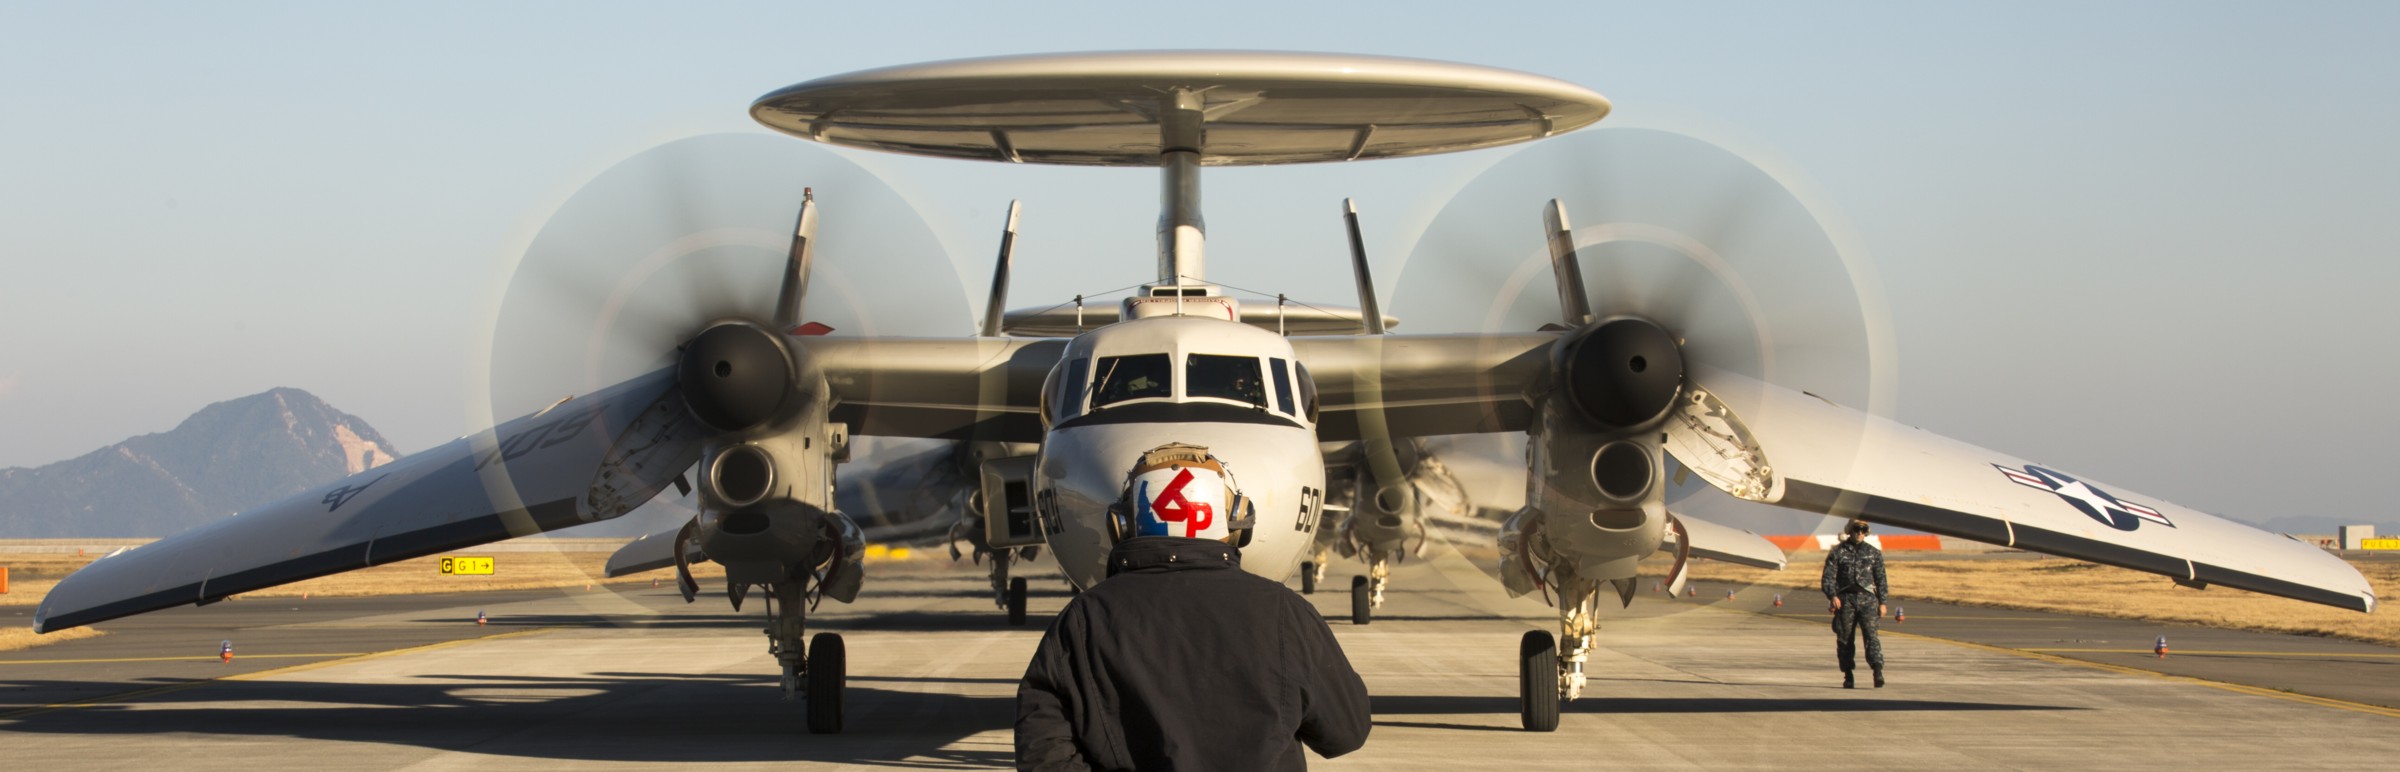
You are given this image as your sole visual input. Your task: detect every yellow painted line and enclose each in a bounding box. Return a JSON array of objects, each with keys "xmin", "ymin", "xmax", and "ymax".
[
  {"xmin": 2024, "ymin": 648, "xmax": 2400, "ymax": 659},
  {"xmin": 0, "ymin": 653, "xmax": 368, "ymax": 666},
  {"xmin": 0, "ymin": 628, "xmax": 556, "ymax": 721},
  {"xmin": 1722, "ymin": 603, "xmax": 2400, "ymax": 720}
]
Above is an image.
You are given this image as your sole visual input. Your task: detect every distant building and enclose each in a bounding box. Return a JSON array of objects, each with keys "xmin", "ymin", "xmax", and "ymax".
[{"xmin": 2338, "ymin": 525, "xmax": 2375, "ymax": 551}]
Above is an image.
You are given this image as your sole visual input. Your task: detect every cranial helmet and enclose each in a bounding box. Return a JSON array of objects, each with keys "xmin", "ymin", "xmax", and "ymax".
[{"xmin": 1108, "ymin": 443, "xmax": 1256, "ymax": 545}]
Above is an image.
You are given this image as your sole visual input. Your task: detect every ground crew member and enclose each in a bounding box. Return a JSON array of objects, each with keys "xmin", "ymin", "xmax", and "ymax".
[
  {"xmin": 1820, "ymin": 518, "xmax": 1888, "ymax": 688},
  {"xmin": 1017, "ymin": 444, "xmax": 1371, "ymax": 771}
]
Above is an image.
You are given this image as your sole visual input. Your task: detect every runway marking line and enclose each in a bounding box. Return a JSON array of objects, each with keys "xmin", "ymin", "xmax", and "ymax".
[
  {"xmin": 1764, "ymin": 613, "xmax": 2056, "ymax": 621},
  {"xmin": 1716, "ymin": 604, "xmax": 2400, "ymax": 720},
  {"xmin": 0, "ymin": 654, "xmax": 369, "ymax": 666},
  {"xmin": 0, "ymin": 628, "xmax": 556, "ymax": 721},
  {"xmin": 2025, "ymin": 648, "xmax": 2400, "ymax": 659},
  {"xmin": 1884, "ymin": 632, "xmax": 2400, "ymax": 720}
]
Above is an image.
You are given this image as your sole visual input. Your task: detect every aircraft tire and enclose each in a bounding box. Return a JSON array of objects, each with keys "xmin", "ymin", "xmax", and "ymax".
[
  {"xmin": 1007, "ymin": 577, "xmax": 1029, "ymax": 626},
  {"xmin": 1519, "ymin": 630, "xmax": 1560, "ymax": 732},
  {"xmin": 1350, "ymin": 575, "xmax": 1371, "ymax": 625},
  {"xmin": 1301, "ymin": 562, "xmax": 1317, "ymax": 594},
  {"xmin": 807, "ymin": 632, "xmax": 846, "ymax": 734}
]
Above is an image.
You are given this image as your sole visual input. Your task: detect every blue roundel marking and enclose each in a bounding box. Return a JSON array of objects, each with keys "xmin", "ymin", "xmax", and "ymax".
[{"xmin": 1994, "ymin": 464, "xmax": 2172, "ymax": 532}]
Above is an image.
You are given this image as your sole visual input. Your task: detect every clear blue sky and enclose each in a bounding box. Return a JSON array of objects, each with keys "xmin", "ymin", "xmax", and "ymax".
[{"xmin": 2, "ymin": 1, "xmax": 2394, "ymax": 529}]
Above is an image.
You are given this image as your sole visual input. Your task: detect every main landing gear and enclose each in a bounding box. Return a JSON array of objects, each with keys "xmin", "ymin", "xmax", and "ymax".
[
  {"xmin": 1350, "ymin": 575, "xmax": 1372, "ymax": 625},
  {"xmin": 768, "ymin": 574, "xmax": 845, "ymax": 734},
  {"xmin": 1519, "ymin": 630, "xmax": 1560, "ymax": 732},
  {"xmin": 1515, "ymin": 575, "xmax": 1603, "ymax": 731}
]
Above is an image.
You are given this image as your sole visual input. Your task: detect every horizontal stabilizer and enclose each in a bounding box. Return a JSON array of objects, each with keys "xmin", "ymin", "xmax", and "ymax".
[
  {"xmin": 1661, "ymin": 511, "xmax": 1788, "ymax": 570},
  {"xmin": 36, "ymin": 369, "xmax": 705, "ymax": 632},
  {"xmin": 1002, "ymin": 301, "xmax": 1399, "ymax": 337},
  {"xmin": 606, "ymin": 523, "xmax": 710, "ymax": 577}
]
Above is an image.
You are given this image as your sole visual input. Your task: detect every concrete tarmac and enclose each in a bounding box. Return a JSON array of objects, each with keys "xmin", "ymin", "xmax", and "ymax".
[{"xmin": 2, "ymin": 551, "xmax": 2392, "ymax": 769}]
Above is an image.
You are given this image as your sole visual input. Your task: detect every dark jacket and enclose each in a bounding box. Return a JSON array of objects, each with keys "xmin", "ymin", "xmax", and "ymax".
[
  {"xmin": 1819, "ymin": 539, "xmax": 1888, "ymax": 601},
  {"xmin": 1016, "ymin": 537, "xmax": 1371, "ymax": 771}
]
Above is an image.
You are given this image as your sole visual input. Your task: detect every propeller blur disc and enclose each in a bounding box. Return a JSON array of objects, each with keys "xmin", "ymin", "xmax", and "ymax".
[
  {"xmin": 1393, "ymin": 127, "xmax": 1888, "ymax": 408},
  {"xmin": 487, "ymin": 132, "xmax": 971, "ymax": 420},
  {"xmin": 1393, "ymin": 126, "xmax": 1895, "ymax": 603}
]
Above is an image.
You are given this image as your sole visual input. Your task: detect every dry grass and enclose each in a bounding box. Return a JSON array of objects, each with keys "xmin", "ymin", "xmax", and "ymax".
[
  {"xmin": 0, "ymin": 625, "xmax": 103, "ymax": 652},
  {"xmin": 0, "ymin": 542, "xmax": 946, "ymax": 606},
  {"xmin": 1653, "ymin": 552, "xmax": 2400, "ymax": 647},
  {"xmin": 0, "ymin": 549, "xmax": 734, "ymax": 606}
]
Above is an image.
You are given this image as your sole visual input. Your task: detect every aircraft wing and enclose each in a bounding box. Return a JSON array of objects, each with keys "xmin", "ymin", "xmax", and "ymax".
[
  {"xmin": 1671, "ymin": 365, "xmax": 2374, "ymax": 612},
  {"xmin": 833, "ymin": 439, "xmax": 973, "ymax": 538},
  {"xmin": 36, "ymin": 369, "xmax": 706, "ymax": 632},
  {"xmin": 1291, "ymin": 333, "xmax": 1554, "ymax": 441},
  {"xmin": 804, "ymin": 337, "xmax": 1065, "ymax": 443}
]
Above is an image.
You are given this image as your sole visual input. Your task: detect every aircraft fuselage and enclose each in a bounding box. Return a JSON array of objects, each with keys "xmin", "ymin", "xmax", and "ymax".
[{"xmin": 1032, "ymin": 316, "xmax": 1328, "ymax": 588}]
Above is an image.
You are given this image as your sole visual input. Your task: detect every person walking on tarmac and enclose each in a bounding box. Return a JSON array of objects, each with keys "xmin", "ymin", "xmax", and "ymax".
[
  {"xmin": 1820, "ymin": 518, "xmax": 1889, "ymax": 688},
  {"xmin": 1017, "ymin": 444, "xmax": 1371, "ymax": 771}
]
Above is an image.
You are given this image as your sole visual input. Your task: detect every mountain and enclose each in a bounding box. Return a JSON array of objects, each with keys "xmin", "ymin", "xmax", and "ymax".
[{"xmin": 0, "ymin": 388, "xmax": 400, "ymax": 537}]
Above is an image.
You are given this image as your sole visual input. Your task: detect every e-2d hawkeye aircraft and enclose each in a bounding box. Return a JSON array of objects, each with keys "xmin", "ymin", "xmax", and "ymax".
[{"xmin": 35, "ymin": 52, "xmax": 2376, "ymax": 735}]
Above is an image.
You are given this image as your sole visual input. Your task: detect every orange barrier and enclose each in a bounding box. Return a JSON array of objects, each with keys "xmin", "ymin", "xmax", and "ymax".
[
  {"xmin": 1, "ymin": 566, "xmax": 8, "ymax": 594},
  {"xmin": 1766, "ymin": 534, "xmax": 1945, "ymax": 551}
]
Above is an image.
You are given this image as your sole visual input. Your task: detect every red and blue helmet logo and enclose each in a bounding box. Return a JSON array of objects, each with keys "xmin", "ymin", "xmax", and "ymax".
[{"xmin": 1134, "ymin": 467, "xmax": 1221, "ymax": 538}]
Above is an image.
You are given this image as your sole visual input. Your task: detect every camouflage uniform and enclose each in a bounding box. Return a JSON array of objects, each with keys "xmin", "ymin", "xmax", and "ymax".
[{"xmin": 1819, "ymin": 539, "xmax": 1887, "ymax": 674}]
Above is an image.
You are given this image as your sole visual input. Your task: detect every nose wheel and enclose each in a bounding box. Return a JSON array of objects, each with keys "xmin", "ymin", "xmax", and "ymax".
[
  {"xmin": 1350, "ymin": 575, "xmax": 1372, "ymax": 625},
  {"xmin": 1006, "ymin": 577, "xmax": 1029, "ymax": 626},
  {"xmin": 1300, "ymin": 561, "xmax": 1318, "ymax": 594}
]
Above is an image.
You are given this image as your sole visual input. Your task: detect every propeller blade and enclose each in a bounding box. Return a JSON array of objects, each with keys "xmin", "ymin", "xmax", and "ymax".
[
  {"xmin": 774, "ymin": 188, "xmax": 819, "ymax": 330},
  {"xmin": 38, "ymin": 369, "xmax": 707, "ymax": 632},
  {"xmin": 1542, "ymin": 199, "xmax": 1594, "ymax": 328},
  {"xmin": 980, "ymin": 201, "xmax": 1020, "ymax": 337}
]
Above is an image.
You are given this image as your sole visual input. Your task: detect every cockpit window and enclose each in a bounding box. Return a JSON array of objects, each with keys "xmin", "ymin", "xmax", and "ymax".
[
  {"xmin": 1270, "ymin": 358, "xmax": 1296, "ymax": 415},
  {"xmin": 1091, "ymin": 354, "xmax": 1171, "ymax": 408},
  {"xmin": 1186, "ymin": 354, "xmax": 1267, "ymax": 407},
  {"xmin": 1294, "ymin": 362, "xmax": 1319, "ymax": 422},
  {"xmin": 1048, "ymin": 357, "xmax": 1089, "ymax": 422}
]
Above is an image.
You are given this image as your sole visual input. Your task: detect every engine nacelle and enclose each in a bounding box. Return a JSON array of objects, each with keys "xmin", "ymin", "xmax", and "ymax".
[
  {"xmin": 1341, "ymin": 442, "xmax": 1424, "ymax": 556},
  {"xmin": 1553, "ymin": 317, "xmax": 1683, "ymax": 431},
  {"xmin": 694, "ymin": 419, "xmax": 848, "ymax": 585},
  {"xmin": 680, "ymin": 320, "xmax": 807, "ymax": 433},
  {"xmin": 1520, "ymin": 316, "xmax": 1683, "ymax": 580},
  {"xmin": 681, "ymin": 321, "xmax": 853, "ymax": 586}
]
